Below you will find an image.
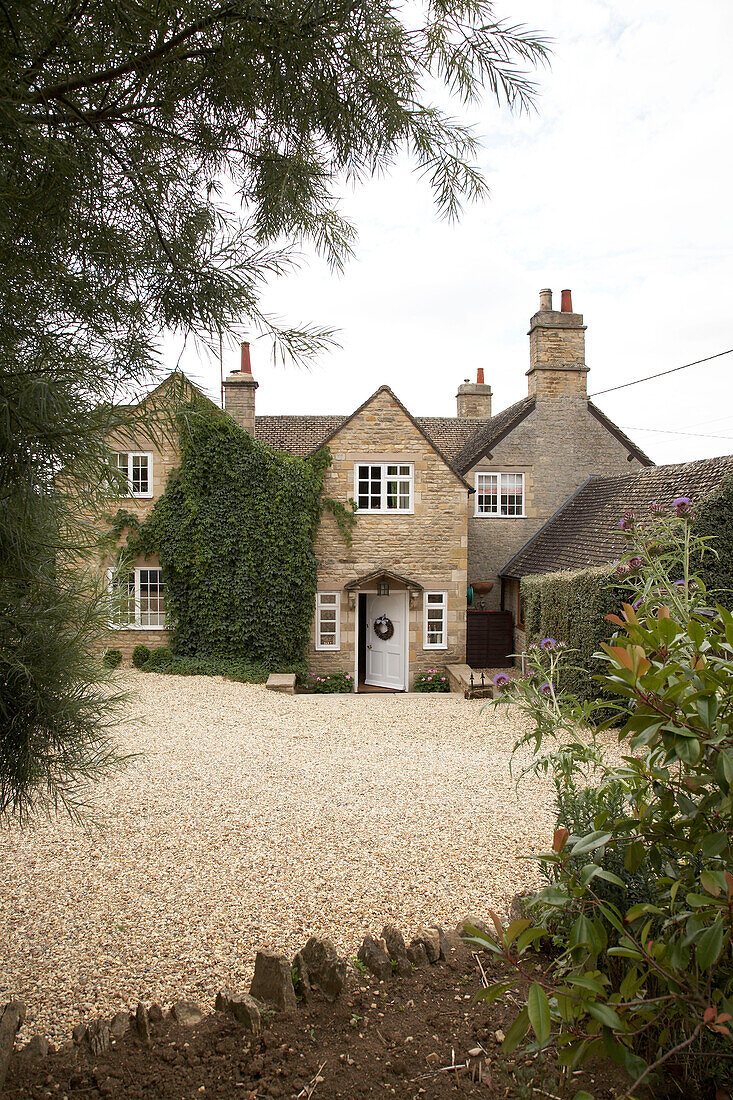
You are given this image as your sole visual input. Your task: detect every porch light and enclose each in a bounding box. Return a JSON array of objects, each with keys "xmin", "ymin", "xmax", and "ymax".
[{"xmin": 378, "ymin": 580, "xmax": 390, "ymax": 596}]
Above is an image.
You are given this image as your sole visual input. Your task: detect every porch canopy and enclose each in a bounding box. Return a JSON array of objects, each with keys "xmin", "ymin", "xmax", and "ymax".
[{"xmin": 344, "ymin": 568, "xmax": 424, "ymax": 593}]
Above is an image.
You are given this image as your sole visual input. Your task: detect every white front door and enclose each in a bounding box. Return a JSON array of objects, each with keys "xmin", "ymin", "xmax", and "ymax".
[{"xmin": 365, "ymin": 593, "xmax": 407, "ymax": 690}]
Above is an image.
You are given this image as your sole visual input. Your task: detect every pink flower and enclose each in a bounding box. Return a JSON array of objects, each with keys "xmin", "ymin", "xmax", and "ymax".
[{"xmin": 427, "ymin": 675, "xmax": 433, "ymax": 680}]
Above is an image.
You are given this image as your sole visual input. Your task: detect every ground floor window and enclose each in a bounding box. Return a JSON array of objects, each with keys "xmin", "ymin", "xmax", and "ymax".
[
  {"xmin": 316, "ymin": 591, "xmax": 340, "ymax": 650},
  {"xmin": 423, "ymin": 591, "xmax": 447, "ymax": 649},
  {"xmin": 110, "ymin": 566, "xmax": 166, "ymax": 628}
]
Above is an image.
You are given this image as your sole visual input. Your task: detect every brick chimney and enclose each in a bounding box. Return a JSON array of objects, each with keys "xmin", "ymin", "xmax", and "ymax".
[
  {"xmin": 223, "ymin": 341, "xmax": 259, "ymax": 435},
  {"xmin": 526, "ymin": 288, "xmax": 589, "ymax": 398},
  {"xmin": 456, "ymin": 369, "xmax": 492, "ymax": 418}
]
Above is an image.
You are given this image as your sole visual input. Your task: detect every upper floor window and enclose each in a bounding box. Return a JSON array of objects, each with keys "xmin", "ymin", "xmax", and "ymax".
[
  {"xmin": 113, "ymin": 452, "xmax": 153, "ymax": 498},
  {"xmin": 355, "ymin": 463, "xmax": 414, "ymax": 513},
  {"xmin": 475, "ymin": 472, "xmax": 524, "ymax": 517},
  {"xmin": 109, "ymin": 566, "xmax": 166, "ymax": 628}
]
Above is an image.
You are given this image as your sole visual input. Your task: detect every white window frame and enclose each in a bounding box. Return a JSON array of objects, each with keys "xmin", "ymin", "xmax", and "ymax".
[
  {"xmin": 108, "ymin": 566, "xmax": 167, "ymax": 629},
  {"xmin": 474, "ymin": 471, "xmax": 525, "ymax": 517},
  {"xmin": 354, "ymin": 462, "xmax": 414, "ymax": 514},
  {"xmin": 423, "ymin": 591, "xmax": 448, "ymax": 650},
  {"xmin": 315, "ymin": 591, "xmax": 341, "ymax": 651},
  {"xmin": 112, "ymin": 451, "xmax": 154, "ymax": 499}
]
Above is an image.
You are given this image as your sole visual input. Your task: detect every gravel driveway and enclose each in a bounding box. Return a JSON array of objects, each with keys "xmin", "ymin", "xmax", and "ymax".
[{"xmin": 1, "ymin": 672, "xmax": 556, "ymax": 1045}]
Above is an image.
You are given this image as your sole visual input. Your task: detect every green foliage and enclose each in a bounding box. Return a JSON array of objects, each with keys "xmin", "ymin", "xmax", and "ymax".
[
  {"xmin": 131, "ymin": 644, "xmax": 151, "ymax": 669},
  {"xmin": 693, "ymin": 474, "xmax": 733, "ymax": 596},
  {"xmin": 413, "ymin": 667, "xmax": 451, "ymax": 693},
  {"xmin": 133, "ymin": 405, "xmax": 330, "ymax": 670},
  {"xmin": 141, "ymin": 650, "xmax": 298, "ymax": 683},
  {"xmin": 521, "ymin": 568, "xmax": 623, "ymax": 704},
  {"xmin": 102, "ymin": 648, "xmax": 123, "ymax": 669},
  {"xmin": 477, "ymin": 505, "xmax": 733, "ymax": 1096},
  {"xmin": 306, "ymin": 671, "xmax": 353, "ymax": 693}
]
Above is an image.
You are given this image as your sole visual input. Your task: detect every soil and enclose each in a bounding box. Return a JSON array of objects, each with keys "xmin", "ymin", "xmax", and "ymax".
[{"xmin": 6, "ymin": 943, "xmax": 631, "ymax": 1100}]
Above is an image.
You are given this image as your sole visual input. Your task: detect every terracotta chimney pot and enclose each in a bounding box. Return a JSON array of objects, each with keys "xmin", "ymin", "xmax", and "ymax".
[
  {"xmin": 241, "ymin": 341, "xmax": 252, "ymax": 374},
  {"xmin": 560, "ymin": 289, "xmax": 573, "ymax": 313}
]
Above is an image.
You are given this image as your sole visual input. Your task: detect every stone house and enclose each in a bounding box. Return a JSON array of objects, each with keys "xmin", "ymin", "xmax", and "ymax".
[{"xmin": 104, "ymin": 289, "xmax": 653, "ymax": 688}]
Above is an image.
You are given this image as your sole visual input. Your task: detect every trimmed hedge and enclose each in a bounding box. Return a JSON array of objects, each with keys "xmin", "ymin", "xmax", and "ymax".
[
  {"xmin": 521, "ymin": 566, "xmax": 623, "ymax": 703},
  {"xmin": 693, "ymin": 474, "xmax": 733, "ymax": 596}
]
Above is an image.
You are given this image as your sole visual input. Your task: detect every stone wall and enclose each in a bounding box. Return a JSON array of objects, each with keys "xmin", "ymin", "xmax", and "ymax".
[
  {"xmin": 466, "ymin": 395, "xmax": 645, "ymax": 610},
  {"xmin": 307, "ymin": 388, "xmax": 469, "ymax": 688}
]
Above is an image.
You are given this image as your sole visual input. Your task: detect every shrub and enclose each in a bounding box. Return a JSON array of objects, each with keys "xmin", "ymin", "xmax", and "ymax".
[
  {"xmin": 306, "ymin": 671, "xmax": 353, "ymax": 693},
  {"xmin": 131, "ymin": 644, "xmax": 151, "ymax": 669},
  {"xmin": 101, "ymin": 648, "xmax": 122, "ymax": 669},
  {"xmin": 521, "ymin": 567, "xmax": 623, "ymax": 704},
  {"xmin": 413, "ymin": 668, "xmax": 450, "ymax": 692},
  {"xmin": 471, "ymin": 501, "xmax": 733, "ymax": 1097},
  {"xmin": 141, "ymin": 646, "xmax": 172, "ymax": 671}
]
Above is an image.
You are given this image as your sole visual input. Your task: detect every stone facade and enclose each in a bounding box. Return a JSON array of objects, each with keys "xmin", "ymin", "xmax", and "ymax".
[{"xmin": 306, "ymin": 388, "xmax": 470, "ymax": 689}]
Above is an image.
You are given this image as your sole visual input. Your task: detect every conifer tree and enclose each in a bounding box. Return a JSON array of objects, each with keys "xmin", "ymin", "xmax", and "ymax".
[{"xmin": 0, "ymin": 0, "xmax": 548, "ymax": 816}]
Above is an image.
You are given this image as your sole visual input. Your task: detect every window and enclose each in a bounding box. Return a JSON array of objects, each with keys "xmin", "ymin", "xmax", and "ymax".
[
  {"xmin": 423, "ymin": 591, "xmax": 448, "ymax": 649},
  {"xmin": 316, "ymin": 592, "xmax": 340, "ymax": 650},
  {"xmin": 475, "ymin": 472, "xmax": 524, "ymax": 516},
  {"xmin": 112, "ymin": 452, "xmax": 153, "ymax": 498},
  {"xmin": 355, "ymin": 463, "xmax": 413, "ymax": 513},
  {"xmin": 109, "ymin": 567, "xmax": 166, "ymax": 628}
]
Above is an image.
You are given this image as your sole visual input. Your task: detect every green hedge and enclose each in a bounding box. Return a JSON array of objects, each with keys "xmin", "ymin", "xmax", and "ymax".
[
  {"xmin": 521, "ymin": 566, "xmax": 623, "ymax": 703},
  {"xmin": 693, "ymin": 475, "xmax": 733, "ymax": 596}
]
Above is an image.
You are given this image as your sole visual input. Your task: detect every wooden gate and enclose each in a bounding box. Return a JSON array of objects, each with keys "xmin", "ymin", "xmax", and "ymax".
[{"xmin": 466, "ymin": 610, "xmax": 514, "ymax": 668}]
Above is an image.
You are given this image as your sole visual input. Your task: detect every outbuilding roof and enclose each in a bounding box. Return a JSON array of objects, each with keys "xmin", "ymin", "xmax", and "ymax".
[{"xmin": 501, "ymin": 454, "xmax": 733, "ymax": 578}]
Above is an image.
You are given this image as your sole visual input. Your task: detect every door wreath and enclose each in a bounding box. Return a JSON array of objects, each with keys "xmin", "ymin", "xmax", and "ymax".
[{"xmin": 373, "ymin": 614, "xmax": 394, "ymax": 641}]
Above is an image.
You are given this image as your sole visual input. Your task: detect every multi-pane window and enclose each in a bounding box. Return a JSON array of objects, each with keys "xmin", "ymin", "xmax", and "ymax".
[
  {"xmin": 423, "ymin": 591, "xmax": 447, "ymax": 649},
  {"xmin": 475, "ymin": 472, "xmax": 524, "ymax": 516},
  {"xmin": 112, "ymin": 452, "xmax": 153, "ymax": 498},
  {"xmin": 110, "ymin": 567, "xmax": 166, "ymax": 628},
  {"xmin": 355, "ymin": 463, "xmax": 413, "ymax": 512},
  {"xmin": 315, "ymin": 592, "xmax": 340, "ymax": 650}
]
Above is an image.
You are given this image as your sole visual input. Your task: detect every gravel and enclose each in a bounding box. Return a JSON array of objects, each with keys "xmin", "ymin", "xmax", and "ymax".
[{"xmin": 2, "ymin": 671, "xmax": 570, "ymax": 1044}]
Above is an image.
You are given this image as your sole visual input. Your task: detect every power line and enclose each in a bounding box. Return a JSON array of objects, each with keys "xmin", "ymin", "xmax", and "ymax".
[
  {"xmin": 589, "ymin": 347, "xmax": 733, "ymax": 397},
  {"xmin": 620, "ymin": 424, "xmax": 733, "ymax": 442}
]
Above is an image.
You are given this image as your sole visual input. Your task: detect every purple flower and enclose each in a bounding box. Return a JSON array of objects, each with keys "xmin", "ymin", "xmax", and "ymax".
[
  {"xmin": 615, "ymin": 562, "xmax": 630, "ymax": 576},
  {"xmin": 540, "ymin": 637, "xmax": 558, "ymax": 651},
  {"xmin": 493, "ymin": 672, "xmax": 511, "ymax": 689},
  {"xmin": 628, "ymin": 556, "xmax": 643, "ymax": 570},
  {"xmin": 650, "ymin": 500, "xmax": 666, "ymax": 515},
  {"xmin": 673, "ymin": 496, "xmax": 692, "ymax": 516},
  {"xmin": 632, "ymin": 597, "xmax": 643, "ymax": 610},
  {"xmin": 618, "ymin": 510, "xmax": 635, "ymax": 533},
  {"xmin": 539, "ymin": 682, "xmax": 553, "ymax": 696}
]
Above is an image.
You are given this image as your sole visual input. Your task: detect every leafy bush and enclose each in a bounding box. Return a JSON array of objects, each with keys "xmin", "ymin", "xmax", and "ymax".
[
  {"xmin": 472, "ymin": 500, "xmax": 733, "ymax": 1097},
  {"xmin": 101, "ymin": 648, "xmax": 122, "ymax": 669},
  {"xmin": 413, "ymin": 667, "xmax": 450, "ymax": 692},
  {"xmin": 141, "ymin": 646, "xmax": 172, "ymax": 671},
  {"xmin": 306, "ymin": 671, "xmax": 353, "ymax": 693},
  {"xmin": 131, "ymin": 644, "xmax": 151, "ymax": 669}
]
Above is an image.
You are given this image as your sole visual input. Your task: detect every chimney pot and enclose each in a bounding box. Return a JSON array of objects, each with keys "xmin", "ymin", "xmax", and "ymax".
[
  {"xmin": 241, "ymin": 341, "xmax": 252, "ymax": 374},
  {"xmin": 560, "ymin": 289, "xmax": 572, "ymax": 313},
  {"xmin": 539, "ymin": 288, "xmax": 552, "ymax": 311},
  {"xmin": 476, "ymin": 367, "xmax": 485, "ymax": 384}
]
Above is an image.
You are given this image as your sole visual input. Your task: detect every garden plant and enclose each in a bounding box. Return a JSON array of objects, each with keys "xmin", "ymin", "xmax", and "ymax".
[
  {"xmin": 413, "ymin": 668, "xmax": 451, "ymax": 693},
  {"xmin": 467, "ymin": 497, "xmax": 733, "ymax": 1098}
]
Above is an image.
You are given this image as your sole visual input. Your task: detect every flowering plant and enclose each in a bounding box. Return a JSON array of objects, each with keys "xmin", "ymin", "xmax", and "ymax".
[
  {"xmin": 306, "ymin": 670, "xmax": 353, "ymax": 694},
  {"xmin": 413, "ymin": 667, "xmax": 450, "ymax": 693},
  {"xmin": 467, "ymin": 498, "xmax": 733, "ymax": 1097}
]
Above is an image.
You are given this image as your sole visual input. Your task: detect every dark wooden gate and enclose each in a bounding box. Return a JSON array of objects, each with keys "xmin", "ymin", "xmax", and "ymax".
[{"xmin": 466, "ymin": 610, "xmax": 514, "ymax": 668}]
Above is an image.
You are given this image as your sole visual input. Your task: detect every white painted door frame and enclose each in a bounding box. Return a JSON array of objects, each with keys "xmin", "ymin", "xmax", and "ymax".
[{"xmin": 358, "ymin": 589, "xmax": 409, "ymax": 692}]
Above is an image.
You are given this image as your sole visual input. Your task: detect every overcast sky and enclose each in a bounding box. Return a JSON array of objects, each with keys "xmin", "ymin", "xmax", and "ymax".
[{"xmin": 168, "ymin": 0, "xmax": 733, "ymax": 466}]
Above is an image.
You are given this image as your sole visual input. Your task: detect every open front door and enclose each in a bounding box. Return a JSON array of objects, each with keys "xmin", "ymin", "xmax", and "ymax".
[{"xmin": 365, "ymin": 593, "xmax": 407, "ymax": 690}]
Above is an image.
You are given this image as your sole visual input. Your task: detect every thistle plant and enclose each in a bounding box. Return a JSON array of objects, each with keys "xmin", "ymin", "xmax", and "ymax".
[{"xmin": 471, "ymin": 499, "xmax": 733, "ymax": 1098}]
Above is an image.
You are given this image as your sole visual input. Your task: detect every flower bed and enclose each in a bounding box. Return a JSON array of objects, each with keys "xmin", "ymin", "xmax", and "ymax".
[{"xmin": 413, "ymin": 668, "xmax": 450, "ymax": 693}]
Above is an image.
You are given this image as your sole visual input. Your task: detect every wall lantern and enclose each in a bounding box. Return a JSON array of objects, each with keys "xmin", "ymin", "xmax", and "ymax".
[{"xmin": 377, "ymin": 580, "xmax": 390, "ymax": 596}]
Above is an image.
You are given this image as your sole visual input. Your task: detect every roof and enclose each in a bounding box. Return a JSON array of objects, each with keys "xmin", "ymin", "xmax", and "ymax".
[
  {"xmin": 501, "ymin": 454, "xmax": 733, "ymax": 578},
  {"xmin": 254, "ymin": 395, "xmax": 538, "ymax": 473}
]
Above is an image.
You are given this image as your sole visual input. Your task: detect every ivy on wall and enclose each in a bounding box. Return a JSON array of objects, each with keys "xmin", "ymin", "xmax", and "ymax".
[{"xmin": 119, "ymin": 402, "xmax": 355, "ymax": 670}]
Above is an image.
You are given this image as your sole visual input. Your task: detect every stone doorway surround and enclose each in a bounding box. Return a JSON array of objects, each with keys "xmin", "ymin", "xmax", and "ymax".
[{"xmin": 344, "ymin": 569, "xmax": 423, "ymax": 693}]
